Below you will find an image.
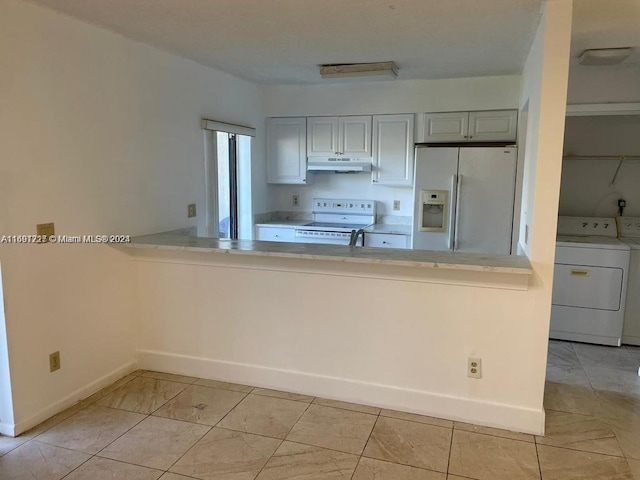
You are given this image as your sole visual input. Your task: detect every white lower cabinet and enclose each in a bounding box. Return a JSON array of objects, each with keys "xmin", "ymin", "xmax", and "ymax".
[
  {"xmin": 255, "ymin": 226, "xmax": 295, "ymax": 242},
  {"xmin": 364, "ymin": 233, "xmax": 410, "ymax": 249}
]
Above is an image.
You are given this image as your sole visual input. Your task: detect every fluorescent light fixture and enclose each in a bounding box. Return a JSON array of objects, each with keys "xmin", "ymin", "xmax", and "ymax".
[
  {"xmin": 319, "ymin": 61, "xmax": 398, "ymax": 80},
  {"xmin": 578, "ymin": 48, "xmax": 632, "ymax": 66}
]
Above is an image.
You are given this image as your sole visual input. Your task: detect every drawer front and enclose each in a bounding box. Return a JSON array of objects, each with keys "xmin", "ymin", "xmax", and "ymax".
[
  {"xmin": 364, "ymin": 233, "xmax": 409, "ymax": 249},
  {"xmin": 256, "ymin": 226, "xmax": 295, "ymax": 242},
  {"xmin": 552, "ymin": 264, "xmax": 624, "ymax": 311}
]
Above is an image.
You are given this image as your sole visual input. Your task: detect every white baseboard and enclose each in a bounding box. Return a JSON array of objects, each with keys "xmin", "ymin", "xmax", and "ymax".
[
  {"xmin": 138, "ymin": 349, "xmax": 545, "ymax": 435},
  {"xmin": 9, "ymin": 360, "xmax": 137, "ymax": 437}
]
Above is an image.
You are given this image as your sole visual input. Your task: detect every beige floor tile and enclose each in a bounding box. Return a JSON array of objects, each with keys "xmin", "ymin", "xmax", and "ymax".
[
  {"xmin": 78, "ymin": 373, "xmax": 140, "ymax": 407},
  {"xmin": 546, "ymin": 364, "xmax": 592, "ymax": 387},
  {"xmin": 256, "ymin": 441, "xmax": 359, "ymax": 480},
  {"xmin": 286, "ymin": 404, "xmax": 377, "ymax": 455},
  {"xmin": 454, "ymin": 421, "xmax": 533, "ymax": 443},
  {"xmin": 536, "ymin": 410, "xmax": 623, "ymax": 457},
  {"xmin": 448, "ymin": 430, "xmax": 539, "ymax": 480},
  {"xmin": 627, "ymin": 458, "xmax": 640, "ymax": 480},
  {"xmin": 0, "ymin": 441, "xmax": 90, "ymax": 480},
  {"xmin": 160, "ymin": 474, "xmax": 196, "ymax": 480},
  {"xmin": 584, "ymin": 366, "xmax": 640, "ymax": 395},
  {"xmin": 548, "ymin": 340, "xmax": 581, "ymax": 367},
  {"xmin": 96, "ymin": 377, "xmax": 188, "ymax": 414},
  {"xmin": 604, "ymin": 416, "xmax": 640, "ymax": 460},
  {"xmin": 36, "ymin": 405, "xmax": 145, "ymax": 454},
  {"xmin": 142, "ymin": 371, "xmax": 199, "ymax": 384},
  {"xmin": 0, "ymin": 435, "xmax": 28, "ymax": 456},
  {"xmin": 352, "ymin": 457, "xmax": 446, "ymax": 479},
  {"xmin": 363, "ymin": 416, "xmax": 451, "ymax": 473},
  {"xmin": 252, "ymin": 388, "xmax": 314, "ymax": 403},
  {"xmin": 170, "ymin": 427, "xmax": 280, "ymax": 480},
  {"xmin": 21, "ymin": 403, "xmax": 86, "ymax": 438},
  {"xmin": 195, "ymin": 378, "xmax": 254, "ymax": 393},
  {"xmin": 544, "ymin": 381, "xmax": 602, "ymax": 416},
  {"xmin": 99, "ymin": 416, "xmax": 209, "ymax": 470},
  {"xmin": 313, "ymin": 398, "xmax": 380, "ymax": 415},
  {"xmin": 153, "ymin": 385, "xmax": 246, "ymax": 426},
  {"xmin": 574, "ymin": 343, "xmax": 638, "ymax": 371},
  {"xmin": 218, "ymin": 394, "xmax": 308, "ymax": 439},
  {"xmin": 537, "ymin": 444, "xmax": 634, "ymax": 479},
  {"xmin": 447, "ymin": 477, "xmax": 477, "ymax": 480},
  {"xmin": 64, "ymin": 456, "xmax": 163, "ymax": 480},
  {"xmin": 595, "ymin": 390, "xmax": 640, "ymax": 422},
  {"xmin": 379, "ymin": 409, "xmax": 453, "ymax": 428}
]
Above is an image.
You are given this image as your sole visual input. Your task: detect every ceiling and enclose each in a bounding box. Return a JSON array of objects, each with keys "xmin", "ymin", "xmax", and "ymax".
[
  {"xmin": 27, "ymin": 0, "xmax": 640, "ymax": 85},
  {"xmin": 28, "ymin": 0, "xmax": 544, "ymax": 85},
  {"xmin": 571, "ymin": 0, "xmax": 640, "ymax": 65}
]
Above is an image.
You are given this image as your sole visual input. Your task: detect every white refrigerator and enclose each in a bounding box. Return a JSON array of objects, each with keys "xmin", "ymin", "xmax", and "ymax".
[{"xmin": 412, "ymin": 146, "xmax": 517, "ymax": 254}]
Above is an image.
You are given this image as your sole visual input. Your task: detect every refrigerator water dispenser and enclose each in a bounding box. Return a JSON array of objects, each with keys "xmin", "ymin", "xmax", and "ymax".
[{"xmin": 418, "ymin": 190, "xmax": 449, "ymax": 232}]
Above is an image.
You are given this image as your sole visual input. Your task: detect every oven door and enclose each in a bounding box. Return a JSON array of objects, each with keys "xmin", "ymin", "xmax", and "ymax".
[{"xmin": 294, "ymin": 229, "xmax": 363, "ymax": 246}]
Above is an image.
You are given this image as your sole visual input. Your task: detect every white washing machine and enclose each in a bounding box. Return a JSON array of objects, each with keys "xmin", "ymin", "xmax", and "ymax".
[
  {"xmin": 550, "ymin": 217, "xmax": 631, "ymax": 346},
  {"xmin": 617, "ymin": 217, "xmax": 640, "ymax": 346}
]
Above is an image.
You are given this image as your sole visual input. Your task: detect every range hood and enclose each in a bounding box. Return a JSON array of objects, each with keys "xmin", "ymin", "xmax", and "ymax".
[{"xmin": 307, "ymin": 157, "xmax": 372, "ymax": 173}]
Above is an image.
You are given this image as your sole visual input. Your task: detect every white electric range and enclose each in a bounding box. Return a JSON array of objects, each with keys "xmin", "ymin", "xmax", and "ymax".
[
  {"xmin": 550, "ymin": 216, "xmax": 631, "ymax": 346},
  {"xmin": 294, "ymin": 198, "xmax": 376, "ymax": 246},
  {"xmin": 617, "ymin": 217, "xmax": 640, "ymax": 346}
]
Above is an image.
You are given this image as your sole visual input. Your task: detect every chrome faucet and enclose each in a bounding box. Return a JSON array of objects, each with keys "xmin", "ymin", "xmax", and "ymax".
[{"xmin": 349, "ymin": 229, "xmax": 365, "ymax": 247}]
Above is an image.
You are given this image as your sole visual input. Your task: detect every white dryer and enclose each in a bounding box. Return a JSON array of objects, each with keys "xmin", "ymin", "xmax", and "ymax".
[
  {"xmin": 550, "ymin": 217, "xmax": 631, "ymax": 346},
  {"xmin": 617, "ymin": 217, "xmax": 640, "ymax": 346}
]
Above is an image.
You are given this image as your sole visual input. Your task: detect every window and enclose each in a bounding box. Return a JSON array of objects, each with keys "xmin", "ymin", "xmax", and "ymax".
[{"xmin": 202, "ymin": 119, "xmax": 255, "ymax": 239}]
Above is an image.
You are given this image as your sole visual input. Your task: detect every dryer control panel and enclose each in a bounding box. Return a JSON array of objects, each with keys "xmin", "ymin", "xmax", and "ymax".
[{"xmin": 557, "ymin": 217, "xmax": 617, "ymax": 237}]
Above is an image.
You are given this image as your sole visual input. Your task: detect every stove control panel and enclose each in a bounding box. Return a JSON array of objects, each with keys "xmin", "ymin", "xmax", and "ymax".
[
  {"xmin": 312, "ymin": 198, "xmax": 376, "ymax": 215},
  {"xmin": 617, "ymin": 217, "xmax": 640, "ymax": 238}
]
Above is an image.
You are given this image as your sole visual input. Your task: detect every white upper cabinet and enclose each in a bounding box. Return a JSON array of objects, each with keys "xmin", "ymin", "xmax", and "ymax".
[
  {"xmin": 371, "ymin": 114, "xmax": 415, "ymax": 186},
  {"xmin": 267, "ymin": 117, "xmax": 308, "ymax": 184},
  {"xmin": 307, "ymin": 117, "xmax": 339, "ymax": 156},
  {"xmin": 307, "ymin": 116, "xmax": 372, "ymax": 157},
  {"xmin": 468, "ymin": 110, "xmax": 518, "ymax": 142},
  {"xmin": 419, "ymin": 110, "xmax": 517, "ymax": 143},
  {"xmin": 421, "ymin": 112, "xmax": 469, "ymax": 143}
]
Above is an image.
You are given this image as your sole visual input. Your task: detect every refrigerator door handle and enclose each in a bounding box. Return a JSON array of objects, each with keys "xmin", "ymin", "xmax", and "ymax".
[
  {"xmin": 454, "ymin": 174, "xmax": 463, "ymax": 251},
  {"xmin": 448, "ymin": 174, "xmax": 457, "ymax": 250}
]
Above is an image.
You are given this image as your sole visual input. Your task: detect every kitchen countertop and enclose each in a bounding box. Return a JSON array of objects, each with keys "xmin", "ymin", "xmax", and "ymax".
[
  {"xmin": 364, "ymin": 224, "xmax": 413, "ymax": 235},
  {"xmin": 119, "ymin": 232, "xmax": 532, "ymax": 275},
  {"xmin": 255, "ymin": 220, "xmax": 309, "ymax": 227}
]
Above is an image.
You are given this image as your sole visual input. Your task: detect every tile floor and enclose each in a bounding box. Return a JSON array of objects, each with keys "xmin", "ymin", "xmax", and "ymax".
[{"xmin": 0, "ymin": 341, "xmax": 638, "ymax": 480}]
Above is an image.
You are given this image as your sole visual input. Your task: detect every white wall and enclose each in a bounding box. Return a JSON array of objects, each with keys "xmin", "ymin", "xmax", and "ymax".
[
  {"xmin": 517, "ymin": 0, "xmax": 572, "ymax": 407},
  {"xmin": 0, "ymin": 0, "xmax": 263, "ymax": 434},
  {"xmin": 559, "ymin": 115, "xmax": 640, "ymax": 217},
  {"xmin": 567, "ymin": 64, "xmax": 640, "ymax": 104},
  {"xmin": 263, "ymin": 76, "xmax": 521, "ymax": 215}
]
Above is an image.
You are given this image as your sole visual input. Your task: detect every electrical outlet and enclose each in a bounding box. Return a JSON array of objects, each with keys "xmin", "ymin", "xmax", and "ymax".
[
  {"xmin": 393, "ymin": 200, "xmax": 401, "ymax": 211},
  {"xmin": 49, "ymin": 351, "xmax": 61, "ymax": 372},
  {"xmin": 468, "ymin": 357, "xmax": 482, "ymax": 379},
  {"xmin": 187, "ymin": 203, "xmax": 197, "ymax": 218},
  {"xmin": 37, "ymin": 222, "xmax": 55, "ymax": 242},
  {"xmin": 292, "ymin": 195, "xmax": 300, "ymax": 207}
]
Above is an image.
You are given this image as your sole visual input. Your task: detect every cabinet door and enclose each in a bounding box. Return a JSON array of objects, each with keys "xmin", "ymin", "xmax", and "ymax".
[
  {"xmin": 421, "ymin": 112, "xmax": 469, "ymax": 143},
  {"xmin": 267, "ymin": 117, "xmax": 307, "ymax": 185},
  {"xmin": 455, "ymin": 147, "xmax": 517, "ymax": 254},
  {"xmin": 468, "ymin": 110, "xmax": 517, "ymax": 142},
  {"xmin": 255, "ymin": 226, "xmax": 295, "ymax": 242},
  {"xmin": 372, "ymin": 114, "xmax": 415, "ymax": 186},
  {"xmin": 339, "ymin": 116, "xmax": 372, "ymax": 157},
  {"xmin": 307, "ymin": 117, "xmax": 339, "ymax": 156},
  {"xmin": 364, "ymin": 233, "xmax": 410, "ymax": 249}
]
